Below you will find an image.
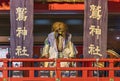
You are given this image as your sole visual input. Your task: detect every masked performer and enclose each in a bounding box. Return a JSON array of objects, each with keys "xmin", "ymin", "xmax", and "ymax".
[{"xmin": 41, "ymin": 22, "xmax": 78, "ymax": 77}]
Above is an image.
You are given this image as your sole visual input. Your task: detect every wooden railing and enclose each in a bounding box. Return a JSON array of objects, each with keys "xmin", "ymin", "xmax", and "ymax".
[{"xmin": 0, "ymin": 58, "xmax": 119, "ymax": 81}]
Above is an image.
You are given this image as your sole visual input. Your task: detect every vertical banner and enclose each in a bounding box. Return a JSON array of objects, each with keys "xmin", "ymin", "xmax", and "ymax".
[
  {"xmin": 10, "ymin": 0, "xmax": 33, "ymax": 58},
  {"xmin": 83, "ymin": 0, "xmax": 108, "ymax": 58}
]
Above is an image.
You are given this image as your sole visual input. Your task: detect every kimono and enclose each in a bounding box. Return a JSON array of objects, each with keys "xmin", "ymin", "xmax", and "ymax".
[{"xmin": 41, "ymin": 32, "xmax": 78, "ymax": 77}]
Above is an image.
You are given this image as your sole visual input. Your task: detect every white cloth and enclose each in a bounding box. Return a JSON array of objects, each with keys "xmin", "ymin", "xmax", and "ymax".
[{"xmin": 41, "ymin": 32, "xmax": 78, "ymax": 77}]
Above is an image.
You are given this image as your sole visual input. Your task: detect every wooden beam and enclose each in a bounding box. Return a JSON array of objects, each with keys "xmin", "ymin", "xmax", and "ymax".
[
  {"xmin": 10, "ymin": 0, "xmax": 33, "ymax": 58},
  {"xmin": 83, "ymin": 0, "xmax": 108, "ymax": 58}
]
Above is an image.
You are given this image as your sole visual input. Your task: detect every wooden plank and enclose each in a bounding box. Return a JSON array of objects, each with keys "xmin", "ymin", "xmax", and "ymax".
[
  {"xmin": 83, "ymin": 0, "xmax": 108, "ymax": 58},
  {"xmin": 10, "ymin": 0, "xmax": 33, "ymax": 58}
]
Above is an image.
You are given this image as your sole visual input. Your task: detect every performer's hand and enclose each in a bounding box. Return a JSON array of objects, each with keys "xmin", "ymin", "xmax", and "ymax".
[
  {"xmin": 44, "ymin": 54, "xmax": 49, "ymax": 58},
  {"xmin": 41, "ymin": 54, "xmax": 49, "ymax": 58}
]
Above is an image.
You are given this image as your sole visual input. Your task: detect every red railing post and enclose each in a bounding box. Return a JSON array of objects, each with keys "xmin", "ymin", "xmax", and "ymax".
[
  {"xmin": 83, "ymin": 70, "xmax": 87, "ymax": 78},
  {"xmin": 56, "ymin": 59, "xmax": 61, "ymax": 81},
  {"xmin": 109, "ymin": 59, "xmax": 114, "ymax": 81},
  {"xmin": 3, "ymin": 59, "xmax": 8, "ymax": 81},
  {"xmin": 29, "ymin": 69, "xmax": 34, "ymax": 77}
]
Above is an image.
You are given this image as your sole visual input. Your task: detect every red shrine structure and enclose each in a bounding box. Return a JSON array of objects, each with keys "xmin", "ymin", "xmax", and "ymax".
[{"xmin": 0, "ymin": 0, "xmax": 120, "ymax": 81}]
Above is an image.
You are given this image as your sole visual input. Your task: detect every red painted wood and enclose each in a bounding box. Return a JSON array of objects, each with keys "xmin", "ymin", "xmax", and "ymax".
[
  {"xmin": 1, "ymin": 0, "xmax": 120, "ymax": 13},
  {"xmin": 0, "ymin": 58, "xmax": 120, "ymax": 81}
]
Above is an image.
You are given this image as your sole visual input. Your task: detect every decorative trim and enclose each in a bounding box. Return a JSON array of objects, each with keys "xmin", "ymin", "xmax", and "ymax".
[{"xmin": 35, "ymin": 0, "xmax": 84, "ymax": 2}]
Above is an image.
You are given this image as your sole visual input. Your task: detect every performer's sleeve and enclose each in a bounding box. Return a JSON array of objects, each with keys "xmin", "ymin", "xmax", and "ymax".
[
  {"xmin": 68, "ymin": 41, "xmax": 78, "ymax": 58},
  {"xmin": 41, "ymin": 38, "xmax": 50, "ymax": 57}
]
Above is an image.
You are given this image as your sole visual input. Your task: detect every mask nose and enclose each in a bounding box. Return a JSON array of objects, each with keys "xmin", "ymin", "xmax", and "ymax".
[{"xmin": 58, "ymin": 28, "xmax": 63, "ymax": 35}]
